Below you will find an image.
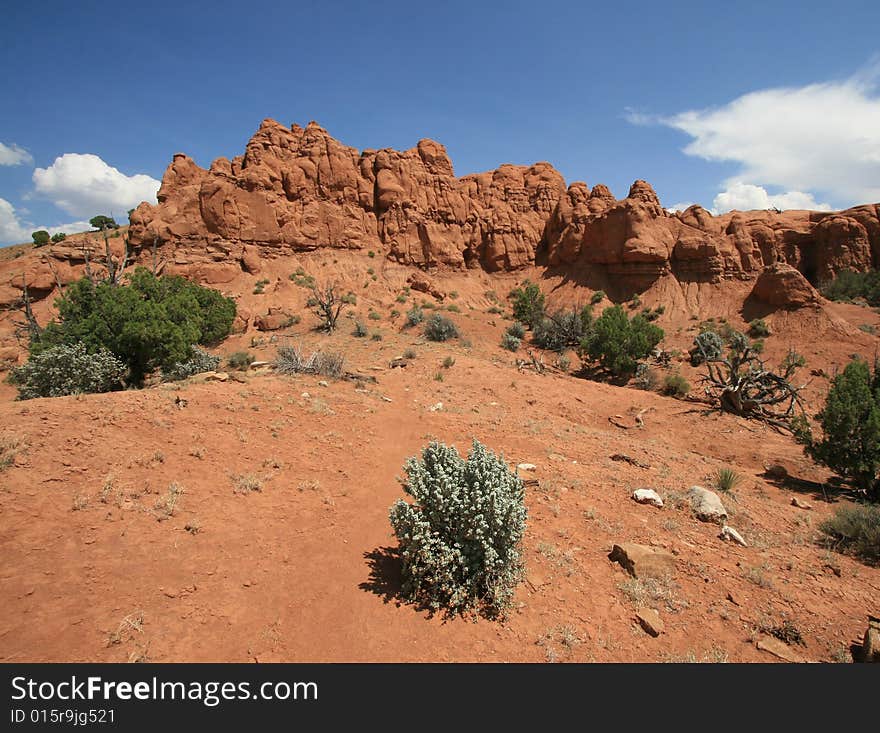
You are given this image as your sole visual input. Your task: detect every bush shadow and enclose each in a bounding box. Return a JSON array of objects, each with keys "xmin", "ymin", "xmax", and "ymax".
[{"xmin": 359, "ymin": 546, "xmax": 403, "ymax": 606}]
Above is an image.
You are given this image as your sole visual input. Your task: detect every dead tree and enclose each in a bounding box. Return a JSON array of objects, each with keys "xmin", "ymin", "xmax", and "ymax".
[
  {"xmin": 8, "ymin": 279, "xmax": 43, "ymax": 348},
  {"xmin": 101, "ymin": 225, "xmax": 130, "ymax": 286},
  {"xmin": 700, "ymin": 337, "xmax": 807, "ymax": 426},
  {"xmin": 309, "ymin": 282, "xmax": 347, "ymax": 332}
]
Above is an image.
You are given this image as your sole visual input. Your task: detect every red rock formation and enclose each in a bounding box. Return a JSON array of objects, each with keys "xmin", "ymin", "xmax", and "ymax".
[
  {"xmin": 750, "ymin": 263, "xmax": 821, "ymax": 309},
  {"xmin": 21, "ymin": 118, "xmax": 880, "ymax": 302},
  {"xmin": 129, "ymin": 119, "xmax": 566, "ymax": 275}
]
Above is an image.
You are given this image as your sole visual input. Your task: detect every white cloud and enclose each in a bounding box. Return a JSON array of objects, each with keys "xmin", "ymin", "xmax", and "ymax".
[
  {"xmin": 0, "ymin": 198, "xmax": 31, "ymax": 243},
  {"xmin": 710, "ymin": 183, "xmax": 831, "ymax": 215},
  {"xmin": 0, "ymin": 142, "xmax": 33, "ymax": 166},
  {"xmin": 0, "ymin": 197, "xmax": 91, "ymax": 246},
  {"xmin": 666, "ymin": 201, "xmax": 695, "ymax": 213},
  {"xmin": 631, "ymin": 59, "xmax": 880, "ymax": 209},
  {"xmin": 32, "ymin": 153, "xmax": 160, "ymax": 218}
]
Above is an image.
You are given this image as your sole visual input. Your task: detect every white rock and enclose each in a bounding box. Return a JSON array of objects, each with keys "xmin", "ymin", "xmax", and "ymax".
[
  {"xmin": 719, "ymin": 525, "xmax": 748, "ymax": 547},
  {"xmin": 318, "ymin": 380, "xmax": 329, "ymax": 387},
  {"xmin": 429, "ymin": 402, "xmax": 443, "ymax": 412},
  {"xmin": 632, "ymin": 488, "xmax": 664, "ymax": 508},
  {"xmin": 301, "ymin": 392, "xmax": 311, "ymax": 399},
  {"xmin": 688, "ymin": 485, "xmax": 728, "ymax": 524},
  {"xmin": 517, "ymin": 463, "xmax": 537, "ymax": 472}
]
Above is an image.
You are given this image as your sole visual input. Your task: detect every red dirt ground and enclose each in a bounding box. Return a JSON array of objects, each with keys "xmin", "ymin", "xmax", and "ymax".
[{"xmin": 1, "ymin": 252, "xmax": 879, "ymax": 662}]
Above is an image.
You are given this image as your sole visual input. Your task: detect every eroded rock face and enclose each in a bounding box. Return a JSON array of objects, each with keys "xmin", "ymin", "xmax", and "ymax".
[
  {"xmin": 98, "ymin": 118, "xmax": 880, "ymax": 292},
  {"xmin": 751, "ymin": 263, "xmax": 821, "ymax": 308},
  {"xmin": 128, "ymin": 119, "xmax": 567, "ymax": 275}
]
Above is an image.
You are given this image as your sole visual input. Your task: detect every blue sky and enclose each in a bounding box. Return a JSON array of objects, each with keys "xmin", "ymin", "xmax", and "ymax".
[{"xmin": 1, "ymin": 0, "xmax": 879, "ymax": 245}]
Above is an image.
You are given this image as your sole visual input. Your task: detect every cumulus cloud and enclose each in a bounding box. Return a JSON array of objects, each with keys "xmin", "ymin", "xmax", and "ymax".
[
  {"xmin": 0, "ymin": 197, "xmax": 91, "ymax": 246},
  {"xmin": 631, "ymin": 59, "xmax": 880, "ymax": 210},
  {"xmin": 666, "ymin": 201, "xmax": 695, "ymax": 214},
  {"xmin": 0, "ymin": 198, "xmax": 31, "ymax": 243},
  {"xmin": 0, "ymin": 142, "xmax": 33, "ymax": 166},
  {"xmin": 710, "ymin": 184, "xmax": 831, "ymax": 215},
  {"xmin": 32, "ymin": 153, "xmax": 160, "ymax": 218}
]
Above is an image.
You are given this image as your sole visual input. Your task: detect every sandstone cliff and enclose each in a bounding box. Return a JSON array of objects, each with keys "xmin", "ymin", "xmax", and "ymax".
[{"xmin": 121, "ymin": 118, "xmax": 880, "ymax": 298}]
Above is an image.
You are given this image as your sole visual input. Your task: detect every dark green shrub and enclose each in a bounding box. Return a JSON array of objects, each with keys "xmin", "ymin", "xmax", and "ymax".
[
  {"xmin": 510, "ymin": 280, "xmax": 545, "ymax": 328},
  {"xmin": 579, "ymin": 305, "xmax": 663, "ymax": 378},
  {"xmin": 51, "ymin": 232, "xmax": 66, "ymax": 243},
  {"xmin": 819, "ymin": 504, "xmax": 880, "ymax": 563},
  {"xmin": 797, "ymin": 359, "xmax": 880, "ymax": 498},
  {"xmin": 162, "ymin": 346, "xmax": 220, "ymax": 381},
  {"xmin": 590, "ymin": 291, "xmax": 605, "ymax": 305},
  {"xmin": 8, "ymin": 342, "xmax": 125, "ymax": 399},
  {"xmin": 31, "ymin": 230, "xmax": 50, "ymax": 246},
  {"xmin": 820, "ymin": 269, "xmax": 880, "ymax": 306},
  {"xmin": 389, "ymin": 440, "xmax": 527, "ymax": 617},
  {"xmin": 371, "ymin": 331, "xmax": 383, "ymax": 341},
  {"xmin": 368, "ymin": 311, "xmax": 381, "ymax": 321},
  {"xmin": 748, "ymin": 318, "xmax": 771, "ymax": 338},
  {"xmin": 227, "ymin": 351, "xmax": 255, "ymax": 371},
  {"xmin": 32, "ymin": 268, "xmax": 235, "ymax": 385},
  {"xmin": 89, "ymin": 215, "xmax": 117, "ymax": 230},
  {"xmin": 532, "ymin": 307, "xmax": 593, "ymax": 352},
  {"xmin": 424, "ymin": 313, "xmax": 458, "ymax": 342}
]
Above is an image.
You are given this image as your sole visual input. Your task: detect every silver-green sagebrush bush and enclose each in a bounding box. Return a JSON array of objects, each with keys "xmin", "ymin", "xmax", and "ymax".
[
  {"xmin": 162, "ymin": 346, "xmax": 220, "ymax": 381},
  {"xmin": 389, "ymin": 440, "xmax": 527, "ymax": 617},
  {"xmin": 9, "ymin": 342, "xmax": 126, "ymax": 399}
]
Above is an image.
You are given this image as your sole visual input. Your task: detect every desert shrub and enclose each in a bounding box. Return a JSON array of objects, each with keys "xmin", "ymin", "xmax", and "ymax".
[
  {"xmin": 9, "ymin": 342, "xmax": 125, "ymax": 399},
  {"xmin": 752, "ymin": 339, "xmax": 765, "ymax": 354},
  {"xmin": 633, "ymin": 363, "xmax": 659, "ymax": 390},
  {"xmin": 579, "ymin": 305, "xmax": 663, "ymax": 378},
  {"xmin": 403, "ymin": 348, "xmax": 417, "ymax": 359},
  {"xmin": 31, "ymin": 268, "xmax": 235, "ymax": 385},
  {"xmin": 406, "ymin": 305, "xmax": 425, "ymax": 326},
  {"xmin": 388, "ymin": 440, "xmax": 527, "ymax": 617},
  {"xmin": 748, "ymin": 318, "xmax": 771, "ymax": 338},
  {"xmin": 442, "ymin": 356, "xmax": 455, "ymax": 368},
  {"xmin": 507, "ymin": 321, "xmax": 526, "ymax": 340},
  {"xmin": 661, "ymin": 372, "xmax": 690, "ymax": 397},
  {"xmin": 368, "ymin": 311, "xmax": 381, "ymax": 321},
  {"xmin": 820, "ymin": 269, "xmax": 880, "ymax": 307},
  {"xmin": 510, "ymin": 280, "xmax": 545, "ymax": 328},
  {"xmin": 51, "ymin": 232, "xmax": 66, "ymax": 243},
  {"xmin": 532, "ymin": 307, "xmax": 593, "ymax": 352},
  {"xmin": 289, "ymin": 269, "xmax": 316, "ymax": 289},
  {"xmin": 714, "ymin": 467, "xmax": 743, "ymax": 493},
  {"xmin": 501, "ymin": 332, "xmax": 521, "ymax": 351},
  {"xmin": 353, "ymin": 321, "xmax": 368, "ymax": 337},
  {"xmin": 424, "ymin": 313, "xmax": 458, "ymax": 342},
  {"xmin": 690, "ymin": 331, "xmax": 724, "ymax": 366},
  {"xmin": 162, "ymin": 346, "xmax": 220, "ymax": 381},
  {"xmin": 371, "ymin": 331, "xmax": 383, "ymax": 341},
  {"xmin": 819, "ymin": 504, "xmax": 880, "ymax": 563},
  {"xmin": 796, "ymin": 359, "xmax": 880, "ymax": 499},
  {"xmin": 31, "ymin": 230, "xmax": 50, "ymax": 246},
  {"xmin": 227, "ymin": 351, "xmax": 255, "ymax": 371},
  {"xmin": 555, "ymin": 353, "xmax": 571, "ymax": 372},
  {"xmin": 590, "ymin": 291, "xmax": 605, "ymax": 305},
  {"xmin": 275, "ymin": 343, "xmax": 345, "ymax": 378}
]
